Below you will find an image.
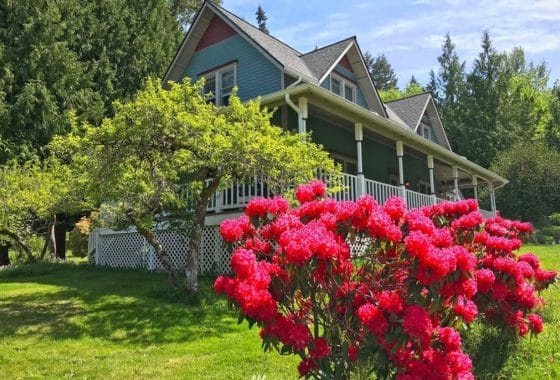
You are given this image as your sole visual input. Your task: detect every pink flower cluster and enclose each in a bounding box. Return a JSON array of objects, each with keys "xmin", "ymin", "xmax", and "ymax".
[{"xmin": 214, "ymin": 181, "xmax": 557, "ymax": 379}]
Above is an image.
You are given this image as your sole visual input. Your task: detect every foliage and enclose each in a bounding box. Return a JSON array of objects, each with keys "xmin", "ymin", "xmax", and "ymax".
[
  {"xmin": 0, "ymin": 0, "xmax": 186, "ymax": 160},
  {"xmin": 68, "ymin": 214, "xmax": 97, "ymax": 257},
  {"xmin": 532, "ymin": 214, "xmax": 560, "ymax": 245},
  {"xmin": 53, "ymin": 78, "xmax": 335, "ymax": 292},
  {"xmin": 490, "ymin": 142, "xmax": 560, "ymax": 226},
  {"xmin": 0, "ymin": 158, "xmax": 82, "ymax": 261},
  {"xmin": 364, "ymin": 52, "xmax": 398, "ymax": 91},
  {"xmin": 255, "ymin": 5, "xmax": 269, "ymax": 34},
  {"xmin": 379, "ymin": 83, "xmax": 424, "ymax": 103},
  {"xmin": 215, "ymin": 181, "xmax": 556, "ymax": 379}
]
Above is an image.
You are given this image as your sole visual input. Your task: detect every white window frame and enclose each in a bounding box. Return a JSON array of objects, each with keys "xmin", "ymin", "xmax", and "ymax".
[
  {"xmin": 420, "ymin": 124, "xmax": 432, "ymax": 140},
  {"xmin": 201, "ymin": 63, "xmax": 237, "ymax": 106},
  {"xmin": 329, "ymin": 73, "xmax": 357, "ymax": 103},
  {"xmin": 332, "ymin": 152, "xmax": 357, "ymax": 175}
]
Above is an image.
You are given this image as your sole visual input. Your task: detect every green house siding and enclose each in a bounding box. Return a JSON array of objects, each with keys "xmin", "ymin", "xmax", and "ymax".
[
  {"xmin": 307, "ymin": 115, "xmax": 355, "ymax": 158},
  {"xmin": 183, "ymin": 34, "xmax": 281, "ymax": 101}
]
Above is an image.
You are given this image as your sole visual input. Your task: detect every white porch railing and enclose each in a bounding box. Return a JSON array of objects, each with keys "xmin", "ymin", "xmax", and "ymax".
[
  {"xmin": 406, "ymin": 189, "xmax": 434, "ymax": 209},
  {"xmin": 364, "ymin": 178, "xmax": 402, "ymax": 205},
  {"xmin": 193, "ymin": 173, "xmax": 496, "ymax": 217}
]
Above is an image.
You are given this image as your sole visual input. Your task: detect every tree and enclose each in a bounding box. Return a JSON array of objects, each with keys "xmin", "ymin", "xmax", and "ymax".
[
  {"xmin": 255, "ymin": 5, "xmax": 269, "ymax": 34},
  {"xmin": 378, "ymin": 83, "xmax": 423, "ymax": 102},
  {"xmin": 364, "ymin": 52, "xmax": 398, "ymax": 91},
  {"xmin": 546, "ymin": 81, "xmax": 560, "ymax": 147},
  {"xmin": 55, "ymin": 78, "xmax": 335, "ymax": 292},
  {"xmin": 490, "ymin": 141, "xmax": 560, "ymax": 225},
  {"xmin": 0, "ymin": 0, "xmax": 185, "ymax": 161},
  {"xmin": 0, "ymin": 158, "xmax": 81, "ymax": 263},
  {"xmin": 172, "ymin": 0, "xmax": 221, "ymax": 28}
]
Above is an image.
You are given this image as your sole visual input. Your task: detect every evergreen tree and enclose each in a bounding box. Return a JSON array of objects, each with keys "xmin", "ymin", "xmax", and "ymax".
[
  {"xmin": 432, "ymin": 34, "xmax": 466, "ymax": 153},
  {"xmin": 0, "ymin": 0, "xmax": 188, "ymax": 161},
  {"xmin": 255, "ymin": 5, "xmax": 269, "ymax": 34},
  {"xmin": 426, "ymin": 69, "xmax": 438, "ymax": 100},
  {"xmin": 365, "ymin": 52, "xmax": 398, "ymax": 91}
]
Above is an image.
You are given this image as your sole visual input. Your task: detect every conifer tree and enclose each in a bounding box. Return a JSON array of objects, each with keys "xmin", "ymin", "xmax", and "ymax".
[{"xmin": 255, "ymin": 5, "xmax": 269, "ymax": 34}]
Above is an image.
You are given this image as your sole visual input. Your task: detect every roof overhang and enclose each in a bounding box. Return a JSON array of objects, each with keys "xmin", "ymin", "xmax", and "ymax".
[{"xmin": 260, "ymin": 83, "xmax": 508, "ymax": 187}]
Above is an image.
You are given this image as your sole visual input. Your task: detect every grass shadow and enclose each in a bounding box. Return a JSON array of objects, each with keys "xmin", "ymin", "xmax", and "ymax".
[{"xmin": 0, "ymin": 261, "xmax": 239, "ymax": 346}]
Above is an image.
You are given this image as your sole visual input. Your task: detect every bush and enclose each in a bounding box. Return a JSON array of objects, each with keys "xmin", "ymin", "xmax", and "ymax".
[
  {"xmin": 491, "ymin": 142, "xmax": 560, "ymax": 226},
  {"xmin": 215, "ymin": 181, "xmax": 556, "ymax": 379},
  {"xmin": 68, "ymin": 214, "xmax": 96, "ymax": 258}
]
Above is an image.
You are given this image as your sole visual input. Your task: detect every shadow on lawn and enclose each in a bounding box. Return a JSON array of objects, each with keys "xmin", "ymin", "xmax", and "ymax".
[{"xmin": 0, "ymin": 262, "xmax": 239, "ymax": 346}]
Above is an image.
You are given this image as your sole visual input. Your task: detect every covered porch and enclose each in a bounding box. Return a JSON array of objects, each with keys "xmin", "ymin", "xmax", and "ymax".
[{"xmin": 202, "ymin": 83, "xmax": 505, "ymax": 218}]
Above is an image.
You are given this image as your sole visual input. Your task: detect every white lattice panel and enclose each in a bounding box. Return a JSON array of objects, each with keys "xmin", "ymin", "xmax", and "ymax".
[
  {"xmin": 348, "ymin": 235, "xmax": 372, "ymax": 257},
  {"xmin": 97, "ymin": 231, "xmax": 148, "ymax": 268},
  {"xmin": 93, "ymin": 226, "xmax": 233, "ymax": 275}
]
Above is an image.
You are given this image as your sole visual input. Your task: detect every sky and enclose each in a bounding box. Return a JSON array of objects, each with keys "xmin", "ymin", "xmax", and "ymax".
[{"xmin": 222, "ymin": 0, "xmax": 560, "ymax": 88}]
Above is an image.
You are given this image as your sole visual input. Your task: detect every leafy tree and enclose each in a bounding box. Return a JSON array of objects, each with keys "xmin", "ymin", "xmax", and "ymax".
[
  {"xmin": 490, "ymin": 141, "xmax": 560, "ymax": 225},
  {"xmin": 546, "ymin": 81, "xmax": 560, "ymax": 147},
  {"xmin": 255, "ymin": 5, "xmax": 269, "ymax": 34},
  {"xmin": 54, "ymin": 78, "xmax": 335, "ymax": 292},
  {"xmin": 0, "ymin": 0, "xmax": 185, "ymax": 160},
  {"xmin": 364, "ymin": 52, "xmax": 398, "ymax": 91},
  {"xmin": 378, "ymin": 85, "xmax": 424, "ymax": 103},
  {"xmin": 172, "ymin": 0, "xmax": 221, "ymax": 28},
  {"xmin": 0, "ymin": 158, "xmax": 81, "ymax": 263}
]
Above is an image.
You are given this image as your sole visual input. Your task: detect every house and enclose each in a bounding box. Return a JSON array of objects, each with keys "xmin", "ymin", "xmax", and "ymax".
[{"xmin": 89, "ymin": 1, "xmax": 506, "ymax": 272}]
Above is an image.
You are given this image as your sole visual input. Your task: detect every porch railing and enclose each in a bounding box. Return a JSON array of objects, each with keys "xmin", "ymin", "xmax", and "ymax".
[
  {"xmin": 364, "ymin": 178, "xmax": 401, "ymax": 205},
  {"xmin": 193, "ymin": 173, "xmax": 496, "ymax": 217}
]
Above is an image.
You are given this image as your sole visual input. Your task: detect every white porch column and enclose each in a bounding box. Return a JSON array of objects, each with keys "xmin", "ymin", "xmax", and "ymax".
[
  {"xmin": 396, "ymin": 141, "xmax": 407, "ymax": 206},
  {"xmin": 355, "ymin": 123, "xmax": 365, "ymax": 197},
  {"xmin": 298, "ymin": 97, "xmax": 308, "ymax": 135},
  {"xmin": 472, "ymin": 176, "xmax": 478, "ymax": 201},
  {"xmin": 427, "ymin": 155, "xmax": 436, "ymax": 205},
  {"xmin": 452, "ymin": 165, "xmax": 459, "ymax": 201},
  {"xmin": 489, "ymin": 182, "xmax": 497, "ymax": 216}
]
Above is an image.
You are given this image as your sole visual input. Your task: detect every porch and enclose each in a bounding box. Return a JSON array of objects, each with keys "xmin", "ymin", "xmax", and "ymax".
[{"xmin": 203, "ymin": 173, "xmax": 497, "ymax": 219}]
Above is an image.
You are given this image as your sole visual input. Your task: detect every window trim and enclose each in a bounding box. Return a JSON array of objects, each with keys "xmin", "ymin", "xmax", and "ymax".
[
  {"xmin": 329, "ymin": 72, "xmax": 357, "ymax": 103},
  {"xmin": 331, "ymin": 152, "xmax": 357, "ymax": 175},
  {"xmin": 420, "ymin": 124, "xmax": 432, "ymax": 141},
  {"xmin": 200, "ymin": 62, "xmax": 237, "ymax": 106}
]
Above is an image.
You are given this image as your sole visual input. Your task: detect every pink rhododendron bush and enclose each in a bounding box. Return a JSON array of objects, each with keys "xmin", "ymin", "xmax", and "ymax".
[{"xmin": 214, "ymin": 181, "xmax": 556, "ymax": 379}]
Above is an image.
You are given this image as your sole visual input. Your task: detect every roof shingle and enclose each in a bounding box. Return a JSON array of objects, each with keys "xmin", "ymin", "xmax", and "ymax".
[{"xmin": 385, "ymin": 93, "xmax": 431, "ymax": 130}]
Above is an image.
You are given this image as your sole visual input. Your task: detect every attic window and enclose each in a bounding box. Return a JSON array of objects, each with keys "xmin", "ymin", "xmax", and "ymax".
[
  {"xmin": 329, "ymin": 73, "xmax": 356, "ymax": 103},
  {"xmin": 201, "ymin": 63, "xmax": 236, "ymax": 106},
  {"xmin": 420, "ymin": 124, "xmax": 432, "ymax": 141}
]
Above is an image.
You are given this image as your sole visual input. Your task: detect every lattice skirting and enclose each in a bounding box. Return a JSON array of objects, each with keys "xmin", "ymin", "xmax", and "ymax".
[
  {"xmin": 89, "ymin": 226, "xmax": 372, "ymax": 275},
  {"xmin": 89, "ymin": 226, "xmax": 232, "ymax": 275}
]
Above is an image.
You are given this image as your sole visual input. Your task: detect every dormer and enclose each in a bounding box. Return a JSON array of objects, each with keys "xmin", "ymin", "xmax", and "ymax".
[{"xmin": 385, "ymin": 93, "xmax": 452, "ymax": 150}]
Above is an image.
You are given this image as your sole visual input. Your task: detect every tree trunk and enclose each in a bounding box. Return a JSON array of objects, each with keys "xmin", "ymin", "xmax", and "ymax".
[
  {"xmin": 0, "ymin": 243, "xmax": 10, "ymax": 266},
  {"xmin": 136, "ymin": 224, "xmax": 181, "ymax": 288},
  {"xmin": 54, "ymin": 223, "xmax": 66, "ymax": 259},
  {"xmin": 185, "ymin": 176, "xmax": 222, "ymax": 293},
  {"xmin": 0, "ymin": 229, "xmax": 34, "ymax": 262}
]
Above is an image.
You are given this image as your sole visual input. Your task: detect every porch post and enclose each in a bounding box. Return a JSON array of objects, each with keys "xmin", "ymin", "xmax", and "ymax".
[
  {"xmin": 298, "ymin": 97, "xmax": 308, "ymax": 135},
  {"xmin": 355, "ymin": 123, "xmax": 365, "ymax": 197},
  {"xmin": 427, "ymin": 155, "xmax": 436, "ymax": 205},
  {"xmin": 396, "ymin": 141, "xmax": 407, "ymax": 206},
  {"xmin": 472, "ymin": 176, "xmax": 478, "ymax": 201},
  {"xmin": 452, "ymin": 165, "xmax": 459, "ymax": 201},
  {"xmin": 489, "ymin": 182, "xmax": 497, "ymax": 216}
]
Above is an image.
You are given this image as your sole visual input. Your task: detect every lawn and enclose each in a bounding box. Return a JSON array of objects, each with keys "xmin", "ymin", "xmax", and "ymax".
[{"xmin": 0, "ymin": 244, "xmax": 558, "ymax": 379}]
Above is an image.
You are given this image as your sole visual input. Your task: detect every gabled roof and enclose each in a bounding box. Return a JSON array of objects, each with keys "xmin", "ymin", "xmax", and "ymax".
[
  {"xmin": 213, "ymin": 4, "xmax": 316, "ymax": 80},
  {"xmin": 164, "ymin": 2, "xmax": 387, "ymax": 115},
  {"xmin": 385, "ymin": 92, "xmax": 452, "ymax": 150},
  {"xmin": 385, "ymin": 92, "xmax": 431, "ymax": 130},
  {"xmin": 300, "ymin": 38, "xmax": 355, "ymax": 81}
]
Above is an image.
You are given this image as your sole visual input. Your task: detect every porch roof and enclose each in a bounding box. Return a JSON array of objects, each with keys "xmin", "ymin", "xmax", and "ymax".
[{"xmin": 260, "ymin": 83, "xmax": 508, "ymax": 188}]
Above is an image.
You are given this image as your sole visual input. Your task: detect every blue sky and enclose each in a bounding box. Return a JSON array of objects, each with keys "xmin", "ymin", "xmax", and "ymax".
[{"xmin": 222, "ymin": 0, "xmax": 560, "ymax": 88}]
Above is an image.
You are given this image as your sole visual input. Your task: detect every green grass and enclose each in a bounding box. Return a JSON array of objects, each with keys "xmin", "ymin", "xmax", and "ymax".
[
  {"xmin": 0, "ymin": 262, "xmax": 297, "ymax": 379},
  {"xmin": 0, "ymin": 245, "xmax": 558, "ymax": 379}
]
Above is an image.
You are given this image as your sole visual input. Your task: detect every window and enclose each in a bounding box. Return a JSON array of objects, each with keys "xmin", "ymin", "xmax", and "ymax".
[
  {"xmin": 420, "ymin": 124, "xmax": 432, "ymax": 140},
  {"xmin": 329, "ymin": 73, "xmax": 356, "ymax": 102},
  {"xmin": 201, "ymin": 63, "xmax": 236, "ymax": 106},
  {"xmin": 332, "ymin": 153, "xmax": 357, "ymax": 175}
]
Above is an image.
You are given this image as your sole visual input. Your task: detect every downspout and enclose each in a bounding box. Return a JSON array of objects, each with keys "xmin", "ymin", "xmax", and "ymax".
[{"xmin": 285, "ymin": 91, "xmax": 307, "ymax": 135}]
